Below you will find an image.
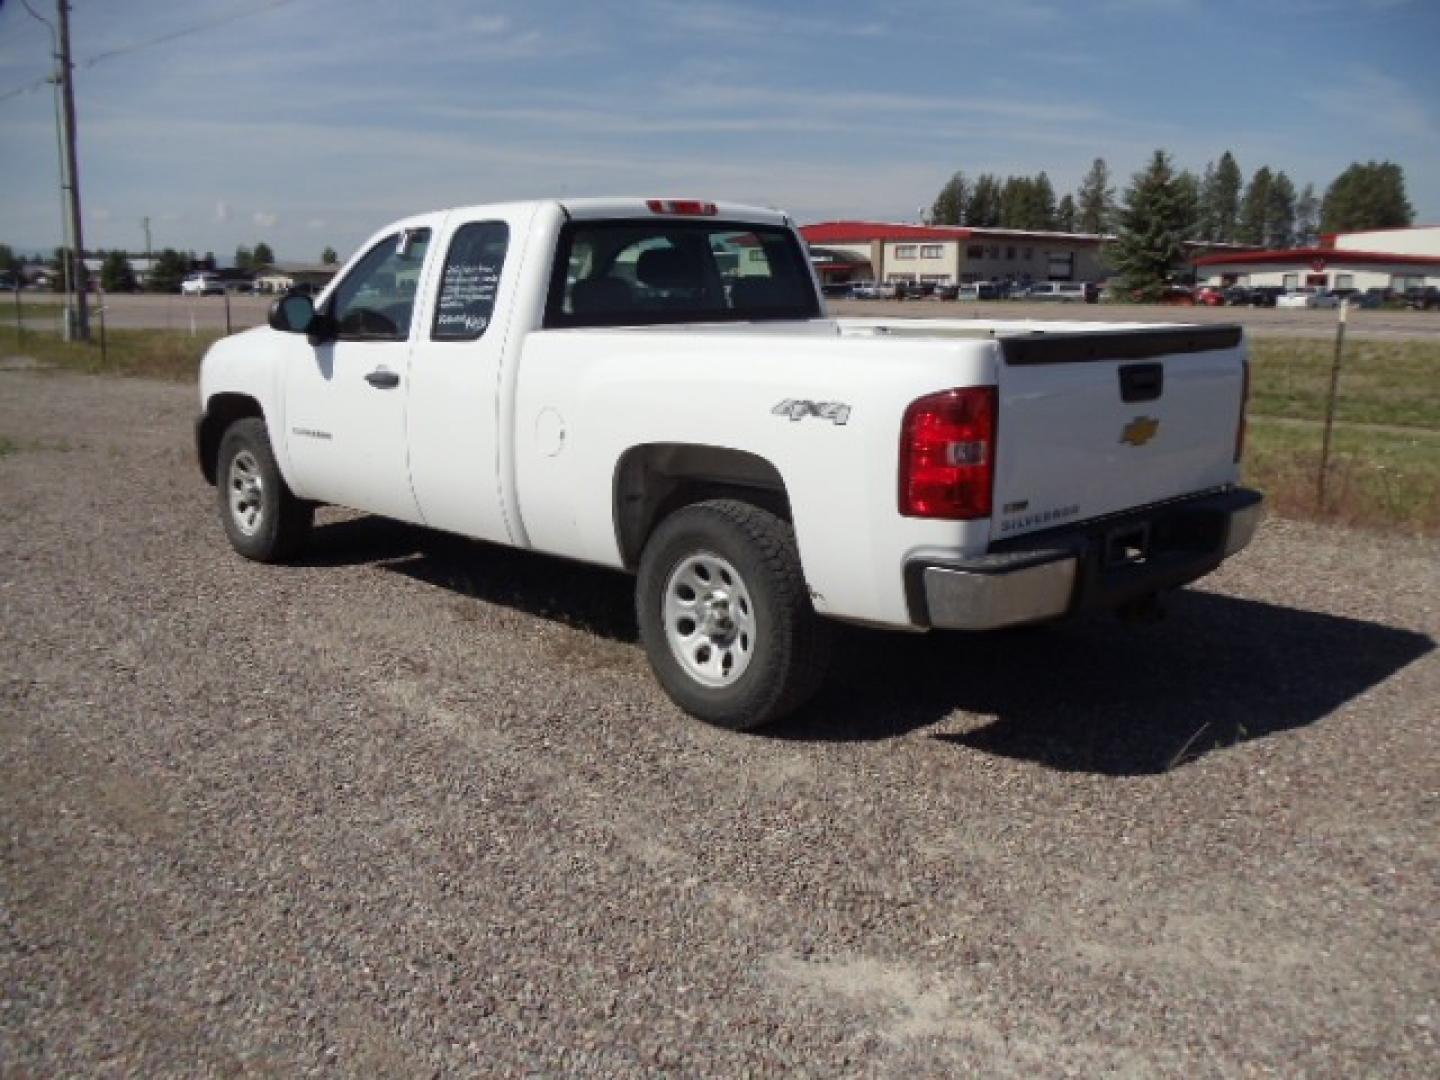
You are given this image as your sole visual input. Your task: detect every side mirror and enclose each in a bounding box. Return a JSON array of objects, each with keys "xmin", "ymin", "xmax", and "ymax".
[{"xmin": 268, "ymin": 293, "xmax": 314, "ymax": 333}]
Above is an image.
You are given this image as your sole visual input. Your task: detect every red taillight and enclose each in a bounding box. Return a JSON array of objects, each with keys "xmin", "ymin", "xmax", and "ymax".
[
  {"xmin": 646, "ymin": 199, "xmax": 718, "ymax": 216},
  {"xmin": 900, "ymin": 387, "xmax": 997, "ymax": 519},
  {"xmin": 1234, "ymin": 357, "xmax": 1250, "ymax": 463}
]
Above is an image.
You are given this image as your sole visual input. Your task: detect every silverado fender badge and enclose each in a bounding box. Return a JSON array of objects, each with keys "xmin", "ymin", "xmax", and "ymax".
[
  {"xmin": 773, "ymin": 399, "xmax": 852, "ymax": 426},
  {"xmin": 1120, "ymin": 416, "xmax": 1160, "ymax": 447}
]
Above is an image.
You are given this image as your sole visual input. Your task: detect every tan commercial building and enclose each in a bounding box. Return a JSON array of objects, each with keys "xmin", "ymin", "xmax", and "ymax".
[
  {"xmin": 1195, "ymin": 225, "xmax": 1440, "ymax": 292},
  {"xmin": 801, "ymin": 221, "xmax": 1110, "ymax": 288}
]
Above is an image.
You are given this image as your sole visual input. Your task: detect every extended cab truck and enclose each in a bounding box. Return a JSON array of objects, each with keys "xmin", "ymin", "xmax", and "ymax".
[{"xmin": 197, "ymin": 197, "xmax": 1262, "ymax": 729}]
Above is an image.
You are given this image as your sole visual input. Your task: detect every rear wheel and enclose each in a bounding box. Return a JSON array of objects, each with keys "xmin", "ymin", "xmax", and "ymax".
[
  {"xmin": 216, "ymin": 417, "xmax": 312, "ymax": 562},
  {"xmin": 637, "ymin": 499, "xmax": 831, "ymax": 730}
]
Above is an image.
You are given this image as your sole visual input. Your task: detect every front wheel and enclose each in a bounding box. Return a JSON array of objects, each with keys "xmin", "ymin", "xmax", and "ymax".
[
  {"xmin": 216, "ymin": 417, "xmax": 312, "ymax": 563},
  {"xmin": 636, "ymin": 500, "xmax": 831, "ymax": 730}
]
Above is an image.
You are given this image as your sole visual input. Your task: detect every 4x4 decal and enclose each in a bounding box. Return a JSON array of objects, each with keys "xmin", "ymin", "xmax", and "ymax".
[{"xmin": 772, "ymin": 399, "xmax": 852, "ymax": 426}]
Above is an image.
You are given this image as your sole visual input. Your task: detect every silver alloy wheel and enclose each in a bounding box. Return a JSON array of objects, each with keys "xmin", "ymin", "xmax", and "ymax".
[
  {"xmin": 227, "ymin": 449, "xmax": 265, "ymax": 537},
  {"xmin": 663, "ymin": 550, "xmax": 757, "ymax": 688}
]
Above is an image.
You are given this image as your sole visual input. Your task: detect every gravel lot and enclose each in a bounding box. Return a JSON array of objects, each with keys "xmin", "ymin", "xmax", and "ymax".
[{"xmin": 2, "ymin": 367, "xmax": 1437, "ymax": 1076}]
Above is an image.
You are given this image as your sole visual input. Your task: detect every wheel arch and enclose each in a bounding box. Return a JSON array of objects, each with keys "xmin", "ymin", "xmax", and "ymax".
[
  {"xmin": 198, "ymin": 392, "xmax": 265, "ymax": 485},
  {"xmin": 613, "ymin": 443, "xmax": 791, "ymax": 570}
]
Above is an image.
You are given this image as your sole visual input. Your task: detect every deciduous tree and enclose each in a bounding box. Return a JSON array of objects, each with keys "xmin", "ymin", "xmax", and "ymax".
[
  {"xmin": 100, "ymin": 250, "xmax": 137, "ymax": 292},
  {"xmin": 1320, "ymin": 161, "xmax": 1413, "ymax": 233}
]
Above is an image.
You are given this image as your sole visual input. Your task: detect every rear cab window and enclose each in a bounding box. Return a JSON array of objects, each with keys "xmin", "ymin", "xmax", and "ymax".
[{"xmin": 544, "ymin": 219, "xmax": 819, "ymax": 328}]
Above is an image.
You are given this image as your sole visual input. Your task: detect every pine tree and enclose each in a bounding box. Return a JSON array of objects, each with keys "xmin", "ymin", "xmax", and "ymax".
[
  {"xmin": 1295, "ymin": 183, "xmax": 1320, "ymax": 246},
  {"xmin": 1076, "ymin": 158, "xmax": 1114, "ymax": 234},
  {"xmin": 1174, "ymin": 170, "xmax": 1202, "ymax": 241},
  {"xmin": 1237, "ymin": 167, "xmax": 1272, "ymax": 246},
  {"xmin": 1208, "ymin": 151, "xmax": 1243, "ymax": 242},
  {"xmin": 321, "ymin": 246, "xmax": 339, "ymax": 265},
  {"xmin": 1320, "ymin": 161, "xmax": 1414, "ymax": 233},
  {"xmin": 1265, "ymin": 171, "xmax": 1297, "ymax": 248},
  {"xmin": 234, "ymin": 246, "xmax": 253, "ymax": 272},
  {"xmin": 253, "ymin": 242, "xmax": 276, "ymax": 268},
  {"xmin": 1056, "ymin": 193, "xmax": 1077, "ymax": 233},
  {"xmin": 967, "ymin": 174, "xmax": 1002, "ymax": 227},
  {"xmin": 1033, "ymin": 172, "xmax": 1058, "ymax": 230},
  {"xmin": 1197, "ymin": 162, "xmax": 1219, "ymax": 241},
  {"xmin": 930, "ymin": 171, "xmax": 971, "ymax": 226},
  {"xmin": 1111, "ymin": 150, "xmax": 1187, "ymax": 300}
]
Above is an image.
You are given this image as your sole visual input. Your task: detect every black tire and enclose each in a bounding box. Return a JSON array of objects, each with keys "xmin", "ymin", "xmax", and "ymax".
[
  {"xmin": 216, "ymin": 417, "xmax": 312, "ymax": 563},
  {"xmin": 636, "ymin": 499, "xmax": 831, "ymax": 730}
]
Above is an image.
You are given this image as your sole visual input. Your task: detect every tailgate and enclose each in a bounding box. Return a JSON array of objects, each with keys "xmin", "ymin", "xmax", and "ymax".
[{"xmin": 991, "ymin": 326, "xmax": 1245, "ymax": 542}]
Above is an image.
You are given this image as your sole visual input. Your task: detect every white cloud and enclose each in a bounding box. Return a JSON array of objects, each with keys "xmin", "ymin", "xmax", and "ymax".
[
  {"xmin": 1307, "ymin": 66, "xmax": 1436, "ymax": 142},
  {"xmin": 215, "ymin": 200, "xmax": 230, "ymax": 222},
  {"xmin": 253, "ymin": 211, "xmax": 279, "ymax": 228},
  {"xmin": 306, "ymin": 218, "xmax": 327, "ymax": 230}
]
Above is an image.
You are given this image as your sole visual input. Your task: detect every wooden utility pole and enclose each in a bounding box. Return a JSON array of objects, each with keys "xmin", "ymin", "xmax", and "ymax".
[{"xmin": 56, "ymin": 0, "xmax": 89, "ymax": 340}]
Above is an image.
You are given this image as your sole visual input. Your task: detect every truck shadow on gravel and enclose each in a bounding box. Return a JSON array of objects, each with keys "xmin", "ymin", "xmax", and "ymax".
[
  {"xmin": 778, "ymin": 591, "xmax": 1434, "ymax": 775},
  {"xmin": 306, "ymin": 516, "xmax": 1432, "ymax": 776},
  {"xmin": 306, "ymin": 516, "xmax": 640, "ymax": 640}
]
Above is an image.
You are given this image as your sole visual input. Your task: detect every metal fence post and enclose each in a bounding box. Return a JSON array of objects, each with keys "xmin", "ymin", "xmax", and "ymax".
[{"xmin": 1317, "ymin": 301, "xmax": 1348, "ymax": 511}]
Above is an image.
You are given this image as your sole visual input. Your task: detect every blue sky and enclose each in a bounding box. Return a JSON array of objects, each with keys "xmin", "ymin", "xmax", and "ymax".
[{"xmin": 2, "ymin": 0, "xmax": 1436, "ymax": 262}]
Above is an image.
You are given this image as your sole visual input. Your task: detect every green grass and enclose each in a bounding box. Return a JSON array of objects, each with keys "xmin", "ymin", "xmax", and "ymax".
[
  {"xmin": 0, "ymin": 435, "xmax": 17, "ymax": 458},
  {"xmin": 0, "ymin": 300, "xmax": 66, "ymax": 323},
  {"xmin": 1249, "ymin": 337, "xmax": 1440, "ymax": 430},
  {"xmin": 1245, "ymin": 418, "xmax": 1440, "ymax": 535},
  {"xmin": 4, "ymin": 322, "xmax": 221, "ymax": 380}
]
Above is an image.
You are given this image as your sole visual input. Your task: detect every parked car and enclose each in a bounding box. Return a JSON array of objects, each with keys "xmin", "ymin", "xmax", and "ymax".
[
  {"xmin": 1244, "ymin": 286, "xmax": 1283, "ymax": 308},
  {"xmin": 957, "ymin": 282, "xmax": 1000, "ymax": 302},
  {"xmin": 1277, "ymin": 288, "xmax": 1340, "ymax": 309},
  {"xmin": 1029, "ymin": 282, "xmax": 1090, "ymax": 303},
  {"xmin": 0, "ymin": 271, "xmax": 18, "ymax": 291},
  {"xmin": 1404, "ymin": 285, "xmax": 1440, "ymax": 310},
  {"xmin": 821, "ymin": 281, "xmax": 852, "ymax": 298},
  {"xmin": 1352, "ymin": 287, "xmax": 1393, "ymax": 309},
  {"xmin": 933, "ymin": 283, "xmax": 960, "ymax": 300},
  {"xmin": 1155, "ymin": 286, "xmax": 1196, "ymax": 306},
  {"xmin": 1195, "ymin": 285, "xmax": 1227, "ymax": 307},
  {"xmin": 180, "ymin": 271, "xmax": 226, "ymax": 296}
]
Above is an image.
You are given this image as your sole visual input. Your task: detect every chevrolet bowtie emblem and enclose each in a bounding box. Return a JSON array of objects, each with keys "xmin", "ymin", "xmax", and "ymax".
[{"xmin": 1120, "ymin": 416, "xmax": 1160, "ymax": 447}]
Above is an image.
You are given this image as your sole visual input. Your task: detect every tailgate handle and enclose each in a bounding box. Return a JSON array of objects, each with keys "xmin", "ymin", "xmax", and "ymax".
[{"xmin": 1119, "ymin": 362, "xmax": 1163, "ymax": 403}]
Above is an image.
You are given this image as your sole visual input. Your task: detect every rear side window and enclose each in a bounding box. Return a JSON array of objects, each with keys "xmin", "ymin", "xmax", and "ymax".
[
  {"xmin": 432, "ymin": 221, "xmax": 509, "ymax": 341},
  {"xmin": 544, "ymin": 219, "xmax": 819, "ymax": 328}
]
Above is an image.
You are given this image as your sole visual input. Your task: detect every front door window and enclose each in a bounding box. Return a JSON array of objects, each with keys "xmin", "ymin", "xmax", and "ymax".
[{"xmin": 329, "ymin": 228, "xmax": 432, "ymax": 341}]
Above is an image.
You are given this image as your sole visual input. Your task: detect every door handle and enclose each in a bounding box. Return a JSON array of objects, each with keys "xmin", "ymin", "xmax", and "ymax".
[{"xmin": 364, "ymin": 368, "xmax": 400, "ymax": 389}]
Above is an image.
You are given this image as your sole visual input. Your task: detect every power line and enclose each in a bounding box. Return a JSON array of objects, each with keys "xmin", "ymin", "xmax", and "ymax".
[
  {"xmin": 80, "ymin": 0, "xmax": 302, "ymax": 68},
  {"xmin": 0, "ymin": 0, "xmax": 303, "ymax": 103}
]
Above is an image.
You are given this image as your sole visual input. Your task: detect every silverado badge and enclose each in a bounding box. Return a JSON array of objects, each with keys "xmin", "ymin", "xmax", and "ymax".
[{"xmin": 1119, "ymin": 416, "xmax": 1160, "ymax": 447}]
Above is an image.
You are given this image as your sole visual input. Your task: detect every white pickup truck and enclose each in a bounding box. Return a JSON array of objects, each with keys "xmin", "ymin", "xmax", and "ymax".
[{"xmin": 197, "ymin": 197, "xmax": 1261, "ymax": 728}]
